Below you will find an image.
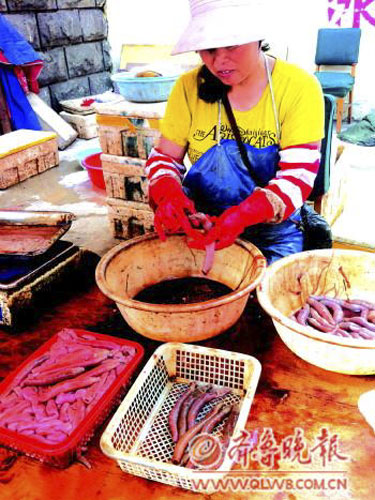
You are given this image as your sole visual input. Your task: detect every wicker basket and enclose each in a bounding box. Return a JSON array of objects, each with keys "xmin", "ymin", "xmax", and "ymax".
[{"xmin": 100, "ymin": 342, "xmax": 261, "ymax": 493}]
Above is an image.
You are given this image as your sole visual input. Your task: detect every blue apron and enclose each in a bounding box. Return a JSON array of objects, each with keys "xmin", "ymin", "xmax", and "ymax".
[{"xmin": 183, "ymin": 57, "xmax": 303, "ymax": 265}]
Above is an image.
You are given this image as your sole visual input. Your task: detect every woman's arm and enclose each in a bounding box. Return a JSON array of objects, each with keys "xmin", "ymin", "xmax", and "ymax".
[
  {"xmin": 156, "ymin": 136, "xmax": 187, "ymax": 163},
  {"xmin": 145, "ymin": 136, "xmax": 188, "ymax": 206},
  {"xmin": 261, "ymin": 139, "xmax": 322, "ymax": 222}
]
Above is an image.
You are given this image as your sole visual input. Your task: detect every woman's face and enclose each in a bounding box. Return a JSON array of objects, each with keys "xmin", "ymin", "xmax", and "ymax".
[{"xmin": 198, "ymin": 42, "xmax": 261, "ymax": 87}]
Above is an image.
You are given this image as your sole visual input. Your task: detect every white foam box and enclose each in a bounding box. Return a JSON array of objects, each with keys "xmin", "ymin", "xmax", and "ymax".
[
  {"xmin": 27, "ymin": 93, "xmax": 78, "ymax": 150},
  {"xmin": 106, "ymin": 197, "xmax": 154, "ymax": 240},
  {"xmin": 60, "ymin": 92, "xmax": 124, "ymax": 116},
  {"xmin": 0, "ymin": 129, "xmax": 58, "ymax": 189},
  {"xmin": 59, "ymin": 111, "xmax": 98, "ymax": 140}
]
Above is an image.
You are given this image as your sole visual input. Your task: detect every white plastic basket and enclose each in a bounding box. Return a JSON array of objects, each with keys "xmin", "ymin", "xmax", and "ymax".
[{"xmin": 100, "ymin": 342, "xmax": 261, "ymax": 492}]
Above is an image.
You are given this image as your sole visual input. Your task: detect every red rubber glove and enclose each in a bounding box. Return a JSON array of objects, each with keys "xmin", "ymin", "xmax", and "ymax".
[
  {"xmin": 188, "ymin": 190, "xmax": 274, "ymax": 250},
  {"xmin": 149, "ymin": 176, "xmax": 203, "ymax": 241}
]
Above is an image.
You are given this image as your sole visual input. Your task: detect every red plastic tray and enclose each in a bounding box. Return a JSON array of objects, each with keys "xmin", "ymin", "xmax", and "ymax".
[{"xmin": 0, "ymin": 328, "xmax": 144, "ymax": 468}]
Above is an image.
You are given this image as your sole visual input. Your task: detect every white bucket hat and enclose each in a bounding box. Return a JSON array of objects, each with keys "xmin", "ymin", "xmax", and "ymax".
[{"xmin": 172, "ymin": 0, "xmax": 268, "ymax": 55}]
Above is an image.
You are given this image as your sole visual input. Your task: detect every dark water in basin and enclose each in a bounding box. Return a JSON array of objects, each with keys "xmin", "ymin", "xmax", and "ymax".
[{"xmin": 133, "ymin": 277, "xmax": 233, "ymax": 305}]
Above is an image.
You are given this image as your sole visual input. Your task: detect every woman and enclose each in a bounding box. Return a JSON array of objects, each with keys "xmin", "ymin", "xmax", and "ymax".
[{"xmin": 145, "ymin": 0, "xmax": 325, "ymax": 264}]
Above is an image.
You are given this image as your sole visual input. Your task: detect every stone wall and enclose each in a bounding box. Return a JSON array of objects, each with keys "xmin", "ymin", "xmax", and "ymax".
[{"xmin": 1, "ymin": 0, "xmax": 112, "ymax": 110}]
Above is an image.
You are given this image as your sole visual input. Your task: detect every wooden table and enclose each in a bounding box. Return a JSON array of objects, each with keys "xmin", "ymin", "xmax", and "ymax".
[{"xmin": 1, "ymin": 276, "xmax": 374, "ymax": 500}]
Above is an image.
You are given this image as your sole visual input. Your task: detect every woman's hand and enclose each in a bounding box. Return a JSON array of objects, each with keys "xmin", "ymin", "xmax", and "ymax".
[
  {"xmin": 152, "ymin": 179, "xmax": 198, "ymax": 240},
  {"xmin": 187, "ymin": 207, "xmax": 244, "ymax": 250},
  {"xmin": 188, "ymin": 190, "xmax": 275, "ymax": 250},
  {"xmin": 146, "ymin": 139, "xmax": 208, "ymax": 242},
  {"xmin": 201, "ymin": 206, "xmax": 246, "ymax": 250},
  {"xmin": 150, "ymin": 176, "xmax": 208, "ymax": 244}
]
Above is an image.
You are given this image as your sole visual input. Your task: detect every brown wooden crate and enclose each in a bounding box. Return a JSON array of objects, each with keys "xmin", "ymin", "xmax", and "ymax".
[
  {"xmin": 0, "ymin": 138, "xmax": 59, "ymax": 189},
  {"xmin": 102, "ymin": 154, "xmax": 148, "ymax": 202},
  {"xmin": 0, "ymin": 166, "xmax": 18, "ymax": 189},
  {"xmin": 0, "ymin": 130, "xmax": 57, "ymax": 159},
  {"xmin": 98, "ymin": 115, "xmax": 161, "ymax": 157},
  {"xmin": 106, "ymin": 197, "xmax": 154, "ymax": 240},
  {"xmin": 18, "ymin": 158, "xmax": 38, "ymax": 182},
  {"xmin": 38, "ymin": 151, "xmax": 59, "ymax": 173},
  {"xmin": 98, "ymin": 124, "xmax": 128, "ymax": 155}
]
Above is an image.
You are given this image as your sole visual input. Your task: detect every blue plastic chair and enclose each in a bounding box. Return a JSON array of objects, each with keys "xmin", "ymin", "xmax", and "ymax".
[
  {"xmin": 314, "ymin": 28, "xmax": 361, "ymax": 133},
  {"xmin": 308, "ymin": 93, "xmax": 336, "ymax": 213}
]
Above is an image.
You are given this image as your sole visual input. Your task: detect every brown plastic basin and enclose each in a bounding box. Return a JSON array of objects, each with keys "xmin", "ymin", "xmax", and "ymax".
[{"xmin": 95, "ymin": 233, "xmax": 266, "ymax": 342}]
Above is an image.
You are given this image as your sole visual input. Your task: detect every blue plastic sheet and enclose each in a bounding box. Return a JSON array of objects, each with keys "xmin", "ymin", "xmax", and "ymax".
[
  {"xmin": 0, "ymin": 15, "xmax": 42, "ymax": 131},
  {"xmin": 0, "ymin": 66, "xmax": 41, "ymax": 131},
  {"xmin": 184, "ymin": 139, "xmax": 278, "ymax": 215},
  {"xmin": 0, "ymin": 15, "xmax": 41, "ymax": 66}
]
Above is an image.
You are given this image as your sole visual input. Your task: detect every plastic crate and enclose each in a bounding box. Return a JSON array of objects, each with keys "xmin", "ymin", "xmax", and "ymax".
[
  {"xmin": 100, "ymin": 342, "xmax": 261, "ymax": 493},
  {"xmin": 0, "ymin": 329, "xmax": 144, "ymax": 468}
]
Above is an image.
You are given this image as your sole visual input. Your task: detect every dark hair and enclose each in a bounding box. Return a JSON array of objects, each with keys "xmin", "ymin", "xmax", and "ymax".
[
  {"xmin": 197, "ymin": 65, "xmax": 230, "ymax": 103},
  {"xmin": 197, "ymin": 41, "xmax": 271, "ymax": 103}
]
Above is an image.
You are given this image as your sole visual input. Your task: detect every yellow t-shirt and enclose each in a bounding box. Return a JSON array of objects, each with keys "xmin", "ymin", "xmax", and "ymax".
[{"xmin": 160, "ymin": 59, "xmax": 325, "ymax": 167}]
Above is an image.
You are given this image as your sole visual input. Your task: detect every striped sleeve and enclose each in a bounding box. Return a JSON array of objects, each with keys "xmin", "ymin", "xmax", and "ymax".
[
  {"xmin": 145, "ymin": 147, "xmax": 186, "ymax": 187},
  {"xmin": 263, "ymin": 143, "xmax": 321, "ymax": 221}
]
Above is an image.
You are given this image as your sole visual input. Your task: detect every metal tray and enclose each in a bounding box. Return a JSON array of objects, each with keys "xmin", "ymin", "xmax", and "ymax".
[
  {"xmin": 0, "ymin": 240, "xmax": 78, "ymax": 291},
  {"xmin": 0, "ymin": 210, "xmax": 76, "ymax": 256}
]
